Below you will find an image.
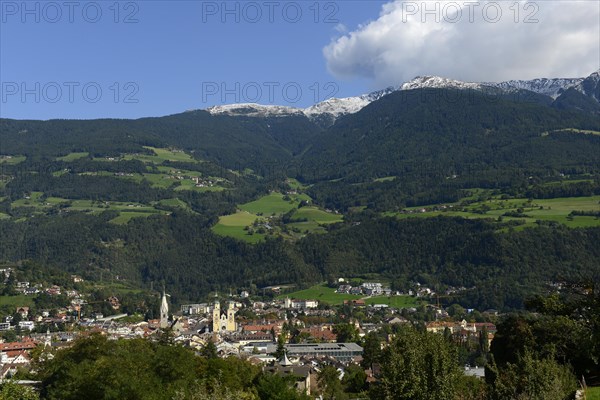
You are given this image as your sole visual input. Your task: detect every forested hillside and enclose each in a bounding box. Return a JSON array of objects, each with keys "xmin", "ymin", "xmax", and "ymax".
[{"xmin": 1, "ymin": 87, "xmax": 599, "ymax": 310}]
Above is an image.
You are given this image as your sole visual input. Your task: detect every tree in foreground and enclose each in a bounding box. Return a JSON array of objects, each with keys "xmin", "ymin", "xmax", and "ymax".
[
  {"xmin": 370, "ymin": 326, "xmax": 462, "ymax": 400},
  {"xmin": 317, "ymin": 365, "xmax": 346, "ymax": 400},
  {"xmin": 486, "ymin": 350, "xmax": 577, "ymax": 400},
  {"xmin": 0, "ymin": 380, "xmax": 39, "ymax": 400}
]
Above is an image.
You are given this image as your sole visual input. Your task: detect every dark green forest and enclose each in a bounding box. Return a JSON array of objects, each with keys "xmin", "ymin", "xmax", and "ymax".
[{"xmin": 1, "ymin": 87, "xmax": 599, "ymax": 310}]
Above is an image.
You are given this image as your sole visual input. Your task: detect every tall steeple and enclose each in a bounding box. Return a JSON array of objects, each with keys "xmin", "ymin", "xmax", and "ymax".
[
  {"xmin": 160, "ymin": 290, "xmax": 169, "ymax": 329},
  {"xmin": 44, "ymin": 328, "xmax": 51, "ymax": 348}
]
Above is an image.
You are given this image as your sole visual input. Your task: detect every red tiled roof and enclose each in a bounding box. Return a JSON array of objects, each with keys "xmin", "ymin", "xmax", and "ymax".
[
  {"xmin": 242, "ymin": 324, "xmax": 279, "ymax": 332},
  {"xmin": 0, "ymin": 339, "xmax": 37, "ymax": 352}
]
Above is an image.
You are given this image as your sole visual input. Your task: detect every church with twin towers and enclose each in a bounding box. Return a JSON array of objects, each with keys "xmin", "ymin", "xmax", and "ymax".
[{"xmin": 159, "ymin": 291, "xmax": 237, "ymax": 333}]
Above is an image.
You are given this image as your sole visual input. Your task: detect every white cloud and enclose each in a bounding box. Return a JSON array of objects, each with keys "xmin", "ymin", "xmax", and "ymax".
[
  {"xmin": 334, "ymin": 23, "xmax": 348, "ymax": 34},
  {"xmin": 324, "ymin": 1, "xmax": 600, "ymax": 86}
]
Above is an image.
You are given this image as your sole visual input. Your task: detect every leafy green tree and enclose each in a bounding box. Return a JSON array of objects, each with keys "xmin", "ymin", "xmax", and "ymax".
[
  {"xmin": 272, "ymin": 334, "xmax": 287, "ymax": 360},
  {"xmin": 332, "ymin": 323, "xmax": 359, "ymax": 343},
  {"xmin": 360, "ymin": 332, "xmax": 382, "ymax": 369},
  {"xmin": 447, "ymin": 304, "xmax": 467, "ymax": 319},
  {"xmin": 201, "ymin": 338, "xmax": 218, "ymax": 359},
  {"xmin": 37, "ymin": 334, "xmax": 204, "ymax": 400},
  {"xmin": 478, "ymin": 325, "xmax": 489, "ymax": 355},
  {"xmin": 454, "ymin": 376, "xmax": 487, "ymax": 400},
  {"xmin": 1, "ymin": 329, "xmax": 17, "ymax": 342},
  {"xmin": 317, "ymin": 365, "xmax": 345, "ymax": 400},
  {"xmin": 341, "ymin": 364, "xmax": 366, "ymax": 394},
  {"xmin": 490, "ymin": 315, "xmax": 535, "ymax": 366},
  {"xmin": 173, "ymin": 379, "xmax": 257, "ymax": 400},
  {"xmin": 493, "ymin": 286, "xmax": 599, "ymax": 379},
  {"xmin": 486, "ymin": 351, "xmax": 577, "ymax": 400},
  {"xmin": 255, "ymin": 373, "xmax": 311, "ymax": 400},
  {"xmin": 0, "ymin": 380, "xmax": 39, "ymax": 400},
  {"xmin": 370, "ymin": 326, "xmax": 462, "ymax": 400}
]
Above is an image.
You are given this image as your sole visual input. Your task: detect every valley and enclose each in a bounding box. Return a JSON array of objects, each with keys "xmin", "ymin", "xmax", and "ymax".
[{"xmin": 1, "ymin": 83, "xmax": 599, "ymax": 312}]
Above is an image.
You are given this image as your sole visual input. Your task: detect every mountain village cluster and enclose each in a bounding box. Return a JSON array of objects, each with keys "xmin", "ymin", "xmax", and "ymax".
[{"xmin": 0, "ymin": 266, "xmax": 496, "ymax": 392}]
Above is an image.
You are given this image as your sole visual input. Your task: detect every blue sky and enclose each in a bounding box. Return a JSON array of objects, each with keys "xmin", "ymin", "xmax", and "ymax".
[
  {"xmin": 1, "ymin": 1, "xmax": 598, "ymax": 120},
  {"xmin": 0, "ymin": 1, "xmax": 387, "ymax": 119}
]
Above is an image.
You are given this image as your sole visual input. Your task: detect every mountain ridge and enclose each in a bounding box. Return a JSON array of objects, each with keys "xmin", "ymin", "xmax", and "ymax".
[{"xmin": 203, "ymin": 70, "xmax": 600, "ymax": 124}]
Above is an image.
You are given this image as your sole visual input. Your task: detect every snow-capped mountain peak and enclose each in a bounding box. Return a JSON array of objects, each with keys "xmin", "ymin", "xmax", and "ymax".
[
  {"xmin": 400, "ymin": 76, "xmax": 483, "ymax": 91},
  {"xmin": 303, "ymin": 87, "xmax": 396, "ymax": 119},
  {"xmin": 203, "ymin": 70, "xmax": 599, "ymax": 123},
  {"xmin": 206, "ymin": 103, "xmax": 304, "ymax": 117},
  {"xmin": 487, "ymin": 77, "xmax": 584, "ymax": 99},
  {"xmin": 573, "ymin": 70, "xmax": 600, "ymax": 102}
]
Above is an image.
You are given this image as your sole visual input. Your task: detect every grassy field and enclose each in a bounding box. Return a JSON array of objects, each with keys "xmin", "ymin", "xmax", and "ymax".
[
  {"xmin": 279, "ymin": 283, "xmax": 420, "ymax": 308},
  {"xmin": 213, "ymin": 193, "xmax": 341, "ymax": 242},
  {"xmin": 543, "ymin": 128, "xmax": 600, "ymax": 136},
  {"xmin": 586, "ymin": 387, "xmax": 600, "ymax": 400},
  {"xmin": 94, "ymin": 164, "xmax": 228, "ymax": 192},
  {"xmin": 364, "ymin": 295, "xmax": 417, "ymax": 308},
  {"xmin": 109, "ymin": 211, "xmax": 162, "ymax": 224},
  {"xmin": 0, "ymin": 155, "xmax": 26, "ymax": 164},
  {"xmin": 155, "ymin": 198, "xmax": 194, "ymax": 211},
  {"xmin": 122, "ymin": 146, "xmax": 198, "ymax": 164},
  {"xmin": 286, "ymin": 178, "xmax": 309, "ymax": 190},
  {"xmin": 374, "ymin": 176, "xmax": 396, "ymax": 183},
  {"xmin": 213, "ymin": 192, "xmax": 298, "ymax": 243},
  {"xmin": 10, "ymin": 192, "xmax": 168, "ymax": 223},
  {"xmin": 239, "ymin": 192, "xmax": 299, "ymax": 215},
  {"xmin": 288, "ymin": 206, "xmax": 343, "ymax": 234},
  {"xmin": 56, "ymin": 152, "xmax": 89, "ymax": 161},
  {"xmin": 0, "ymin": 294, "xmax": 35, "ymax": 307},
  {"xmin": 389, "ymin": 195, "xmax": 600, "ymax": 229},
  {"xmin": 90, "ymin": 281, "xmax": 146, "ymax": 295},
  {"xmin": 6, "ymin": 147, "xmax": 224, "ymax": 223},
  {"xmin": 278, "ymin": 284, "xmax": 363, "ymax": 305},
  {"xmin": 213, "ymin": 211, "xmax": 265, "ymax": 243},
  {"xmin": 174, "ymin": 180, "xmax": 226, "ymax": 192}
]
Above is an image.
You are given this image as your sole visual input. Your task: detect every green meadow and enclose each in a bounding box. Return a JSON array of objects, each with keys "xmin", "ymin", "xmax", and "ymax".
[
  {"xmin": 56, "ymin": 152, "xmax": 89, "ymax": 161},
  {"xmin": 0, "ymin": 155, "xmax": 26, "ymax": 164},
  {"xmin": 122, "ymin": 146, "xmax": 199, "ymax": 164},
  {"xmin": 279, "ymin": 283, "xmax": 420, "ymax": 308},
  {"xmin": 542, "ymin": 128, "xmax": 600, "ymax": 136},
  {"xmin": 389, "ymin": 195, "xmax": 600, "ymax": 229},
  {"xmin": 0, "ymin": 294, "xmax": 35, "ymax": 307},
  {"xmin": 91, "ymin": 147, "xmax": 198, "ymax": 164},
  {"xmin": 212, "ymin": 211, "xmax": 265, "ymax": 243},
  {"xmin": 374, "ymin": 176, "xmax": 396, "ymax": 183},
  {"xmin": 277, "ymin": 284, "xmax": 362, "ymax": 305},
  {"xmin": 288, "ymin": 206, "xmax": 343, "ymax": 234},
  {"xmin": 109, "ymin": 211, "xmax": 162, "ymax": 224},
  {"xmin": 9, "ymin": 192, "xmax": 168, "ymax": 223},
  {"xmin": 587, "ymin": 387, "xmax": 600, "ymax": 400},
  {"xmin": 239, "ymin": 192, "xmax": 300, "ymax": 215},
  {"xmin": 212, "ymin": 193, "xmax": 341, "ymax": 243},
  {"xmin": 364, "ymin": 295, "xmax": 417, "ymax": 308},
  {"xmin": 4, "ymin": 148, "xmax": 224, "ymax": 224}
]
